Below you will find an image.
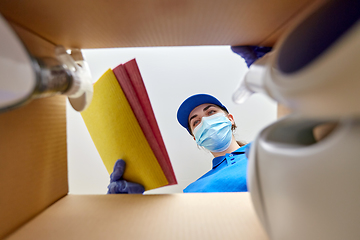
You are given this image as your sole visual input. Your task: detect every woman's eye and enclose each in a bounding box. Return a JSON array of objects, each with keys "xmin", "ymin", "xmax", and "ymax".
[
  {"xmin": 193, "ymin": 120, "xmax": 200, "ymax": 127},
  {"xmin": 208, "ymin": 110, "xmax": 216, "ymax": 115}
]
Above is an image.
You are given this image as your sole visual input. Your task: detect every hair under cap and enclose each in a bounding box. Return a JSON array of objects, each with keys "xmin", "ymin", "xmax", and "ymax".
[{"xmin": 177, "ymin": 94, "xmax": 227, "ymax": 134}]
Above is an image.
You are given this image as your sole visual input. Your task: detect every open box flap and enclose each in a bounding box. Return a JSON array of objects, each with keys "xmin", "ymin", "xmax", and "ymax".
[
  {"xmin": 0, "ymin": 0, "xmax": 327, "ymax": 49},
  {"xmin": 7, "ymin": 193, "xmax": 268, "ymax": 240}
]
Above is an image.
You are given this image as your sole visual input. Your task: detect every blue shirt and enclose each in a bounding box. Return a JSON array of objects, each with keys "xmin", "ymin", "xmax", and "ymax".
[{"xmin": 183, "ymin": 144, "xmax": 249, "ymax": 193}]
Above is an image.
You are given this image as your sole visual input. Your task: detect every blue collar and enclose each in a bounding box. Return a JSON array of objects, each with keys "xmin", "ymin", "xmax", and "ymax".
[{"xmin": 212, "ymin": 144, "xmax": 247, "ymax": 169}]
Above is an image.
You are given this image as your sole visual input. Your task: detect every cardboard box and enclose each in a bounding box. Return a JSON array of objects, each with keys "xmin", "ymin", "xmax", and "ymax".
[{"xmin": 0, "ymin": 1, "xmax": 328, "ymax": 239}]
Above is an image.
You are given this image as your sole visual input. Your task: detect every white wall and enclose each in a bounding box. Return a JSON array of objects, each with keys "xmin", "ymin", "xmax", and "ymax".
[{"xmin": 67, "ymin": 46, "xmax": 277, "ymax": 194}]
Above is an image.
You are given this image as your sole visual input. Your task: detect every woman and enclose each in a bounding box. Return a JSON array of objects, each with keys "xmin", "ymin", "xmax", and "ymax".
[
  {"xmin": 107, "ymin": 45, "xmax": 270, "ymax": 194},
  {"xmin": 107, "ymin": 93, "xmax": 250, "ymax": 194},
  {"xmin": 177, "ymin": 93, "xmax": 250, "ymax": 193}
]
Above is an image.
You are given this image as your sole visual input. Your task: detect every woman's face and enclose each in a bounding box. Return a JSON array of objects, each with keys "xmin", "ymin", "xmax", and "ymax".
[{"xmin": 188, "ymin": 103, "xmax": 234, "ymax": 135}]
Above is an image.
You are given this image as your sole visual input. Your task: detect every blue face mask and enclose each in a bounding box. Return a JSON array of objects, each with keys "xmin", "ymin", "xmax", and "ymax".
[{"xmin": 193, "ymin": 113, "xmax": 233, "ymax": 152}]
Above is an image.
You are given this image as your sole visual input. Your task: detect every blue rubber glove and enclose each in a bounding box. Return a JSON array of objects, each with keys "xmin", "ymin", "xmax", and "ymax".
[
  {"xmin": 231, "ymin": 46, "xmax": 272, "ymax": 68},
  {"xmin": 107, "ymin": 159, "xmax": 145, "ymax": 194}
]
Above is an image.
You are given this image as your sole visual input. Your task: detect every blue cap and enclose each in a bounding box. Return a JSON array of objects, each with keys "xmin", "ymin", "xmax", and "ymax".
[{"xmin": 177, "ymin": 94, "xmax": 228, "ymax": 134}]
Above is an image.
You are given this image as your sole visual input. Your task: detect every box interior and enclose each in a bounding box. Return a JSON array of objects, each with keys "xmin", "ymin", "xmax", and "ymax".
[{"xmin": 0, "ymin": 0, "xmax": 328, "ymax": 239}]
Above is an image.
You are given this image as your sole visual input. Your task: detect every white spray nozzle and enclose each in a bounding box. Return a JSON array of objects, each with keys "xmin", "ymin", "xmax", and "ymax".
[
  {"xmin": 55, "ymin": 46, "xmax": 93, "ymax": 112},
  {"xmin": 233, "ymin": 52, "xmax": 273, "ymax": 104}
]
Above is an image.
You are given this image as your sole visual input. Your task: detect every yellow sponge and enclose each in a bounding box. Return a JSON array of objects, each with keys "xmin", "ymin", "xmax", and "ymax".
[{"xmin": 81, "ymin": 69, "xmax": 168, "ymax": 190}]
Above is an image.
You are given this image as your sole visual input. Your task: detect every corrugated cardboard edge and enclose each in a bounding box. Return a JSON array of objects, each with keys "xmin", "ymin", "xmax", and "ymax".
[{"xmin": 0, "ymin": 23, "xmax": 68, "ymax": 239}]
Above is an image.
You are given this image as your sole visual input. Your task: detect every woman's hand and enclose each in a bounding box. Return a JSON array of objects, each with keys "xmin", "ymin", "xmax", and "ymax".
[{"xmin": 107, "ymin": 159, "xmax": 145, "ymax": 194}]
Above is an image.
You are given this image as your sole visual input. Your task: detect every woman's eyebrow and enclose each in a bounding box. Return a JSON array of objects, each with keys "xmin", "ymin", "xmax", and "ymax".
[
  {"xmin": 203, "ymin": 104, "xmax": 216, "ymax": 111},
  {"xmin": 189, "ymin": 114, "xmax": 198, "ymax": 123}
]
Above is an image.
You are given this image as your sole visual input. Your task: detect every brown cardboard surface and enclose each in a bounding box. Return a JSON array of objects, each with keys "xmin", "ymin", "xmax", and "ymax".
[
  {"xmin": 0, "ymin": 25, "xmax": 68, "ymax": 239},
  {"xmin": 0, "ymin": 0, "xmax": 320, "ymax": 49},
  {"xmin": 9, "ymin": 23, "xmax": 58, "ymax": 58},
  {"xmin": 258, "ymin": 0, "xmax": 329, "ymax": 46},
  {"xmin": 7, "ymin": 193, "xmax": 269, "ymax": 240},
  {"xmin": 0, "ymin": 1, "xmax": 331, "ymax": 238},
  {"xmin": 0, "ymin": 96, "xmax": 68, "ymax": 239}
]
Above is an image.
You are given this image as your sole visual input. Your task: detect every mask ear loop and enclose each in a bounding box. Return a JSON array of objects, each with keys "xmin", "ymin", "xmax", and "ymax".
[{"xmin": 227, "ymin": 114, "xmax": 248, "ymax": 147}]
